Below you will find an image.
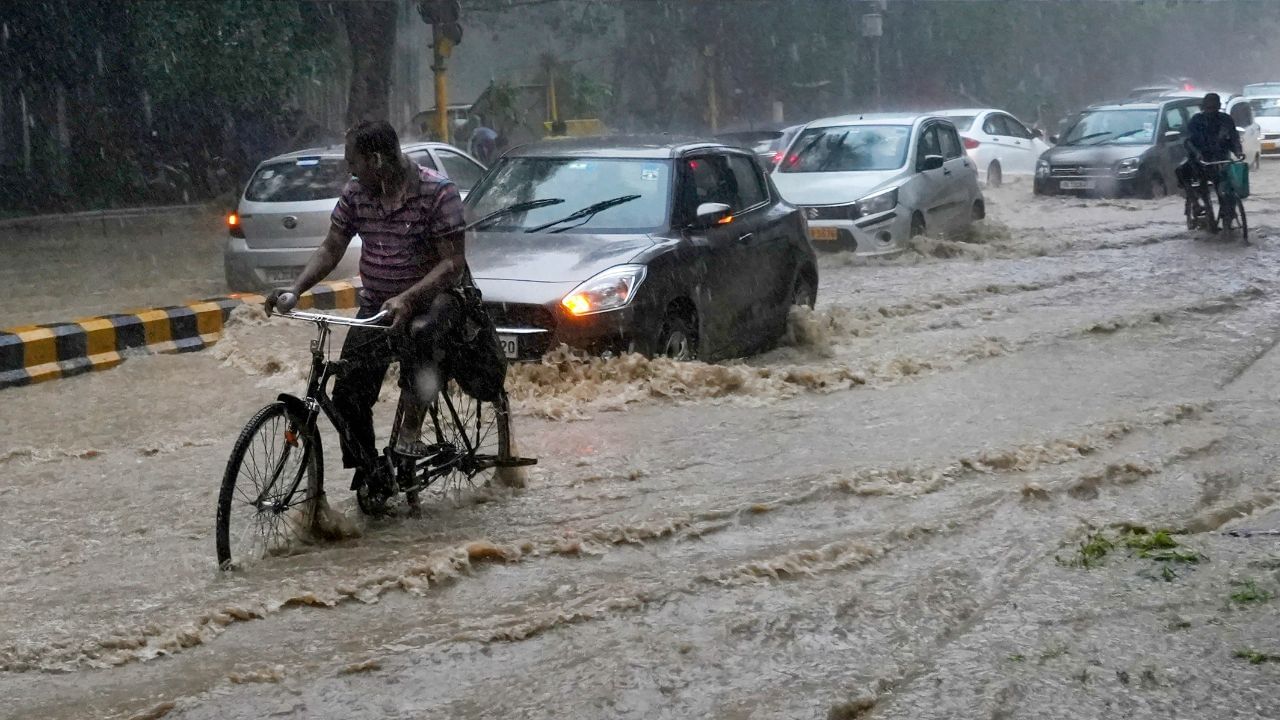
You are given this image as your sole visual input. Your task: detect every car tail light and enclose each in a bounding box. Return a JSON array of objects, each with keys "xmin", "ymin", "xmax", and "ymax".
[
  {"xmin": 771, "ymin": 151, "xmax": 783, "ymax": 167},
  {"xmin": 227, "ymin": 212, "xmax": 244, "ymax": 238},
  {"xmin": 962, "ymin": 136, "xmax": 980, "ymax": 150}
]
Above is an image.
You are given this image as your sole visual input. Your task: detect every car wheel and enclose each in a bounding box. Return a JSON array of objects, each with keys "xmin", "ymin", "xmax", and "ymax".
[
  {"xmin": 972, "ymin": 199, "xmax": 986, "ymax": 221},
  {"xmin": 910, "ymin": 213, "xmax": 926, "ymax": 238},
  {"xmin": 987, "ymin": 162, "xmax": 1003, "ymax": 188},
  {"xmin": 655, "ymin": 309, "xmax": 697, "ymax": 361},
  {"xmin": 1143, "ymin": 173, "xmax": 1167, "ymax": 200},
  {"xmin": 792, "ymin": 269, "xmax": 817, "ymax": 309}
]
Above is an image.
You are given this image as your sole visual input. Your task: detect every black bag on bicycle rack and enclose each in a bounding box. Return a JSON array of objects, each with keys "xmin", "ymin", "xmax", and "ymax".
[{"xmin": 443, "ymin": 280, "xmax": 507, "ymax": 402}]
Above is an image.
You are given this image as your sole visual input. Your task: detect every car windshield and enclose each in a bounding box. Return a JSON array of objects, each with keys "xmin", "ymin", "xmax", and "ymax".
[
  {"xmin": 779, "ymin": 125, "xmax": 912, "ymax": 173},
  {"xmin": 244, "ymin": 158, "xmax": 349, "ymax": 202},
  {"xmin": 718, "ymin": 131, "xmax": 784, "ymax": 154},
  {"xmin": 1059, "ymin": 110, "xmax": 1158, "ymax": 145},
  {"xmin": 1248, "ymin": 98, "xmax": 1280, "ymax": 118},
  {"xmin": 466, "ymin": 157, "xmax": 671, "ymax": 233}
]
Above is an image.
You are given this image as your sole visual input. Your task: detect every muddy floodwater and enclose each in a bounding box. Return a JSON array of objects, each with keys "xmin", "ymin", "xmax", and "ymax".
[{"xmin": 3, "ymin": 178, "xmax": 1280, "ymax": 719}]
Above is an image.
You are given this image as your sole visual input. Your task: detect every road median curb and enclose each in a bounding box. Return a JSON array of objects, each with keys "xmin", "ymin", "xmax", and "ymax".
[{"xmin": 0, "ymin": 280, "xmax": 360, "ymax": 390}]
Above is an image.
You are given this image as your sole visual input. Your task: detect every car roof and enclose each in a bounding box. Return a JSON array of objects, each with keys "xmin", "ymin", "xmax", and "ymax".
[
  {"xmin": 715, "ymin": 121, "xmax": 803, "ymax": 136},
  {"xmin": 264, "ymin": 141, "xmax": 458, "ymax": 163},
  {"xmin": 1084, "ymin": 97, "xmax": 1194, "ymax": 111},
  {"xmin": 932, "ymin": 108, "xmax": 995, "ymax": 116},
  {"xmin": 806, "ymin": 112, "xmax": 934, "ymax": 128},
  {"xmin": 504, "ymin": 135, "xmax": 729, "ymax": 159}
]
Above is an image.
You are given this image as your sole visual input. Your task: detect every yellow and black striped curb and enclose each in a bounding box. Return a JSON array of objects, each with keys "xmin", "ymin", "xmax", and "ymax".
[{"xmin": 0, "ymin": 280, "xmax": 360, "ymax": 390}]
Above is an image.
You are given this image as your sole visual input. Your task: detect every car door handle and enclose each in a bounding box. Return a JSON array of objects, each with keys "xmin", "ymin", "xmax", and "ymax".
[{"xmin": 943, "ymin": 168, "xmax": 952, "ymax": 176}]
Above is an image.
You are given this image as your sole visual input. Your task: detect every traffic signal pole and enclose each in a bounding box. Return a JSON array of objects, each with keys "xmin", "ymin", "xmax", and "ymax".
[{"xmin": 432, "ymin": 24, "xmax": 451, "ymax": 143}]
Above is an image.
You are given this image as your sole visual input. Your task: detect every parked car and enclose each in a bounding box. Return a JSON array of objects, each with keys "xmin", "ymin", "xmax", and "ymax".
[
  {"xmin": 1034, "ymin": 96, "xmax": 1201, "ymax": 198},
  {"xmin": 463, "ymin": 136, "xmax": 817, "ymax": 361},
  {"xmin": 714, "ymin": 122, "xmax": 804, "ymax": 172},
  {"xmin": 770, "ymin": 113, "xmax": 984, "ymax": 255},
  {"xmin": 933, "ymin": 108, "xmax": 1052, "ymax": 186},
  {"xmin": 1128, "ymin": 78, "xmax": 1202, "ymax": 99},
  {"xmin": 1245, "ymin": 95, "xmax": 1280, "ymax": 159},
  {"xmin": 224, "ymin": 142, "xmax": 487, "ymax": 291},
  {"xmin": 1157, "ymin": 90, "xmax": 1262, "ymax": 169}
]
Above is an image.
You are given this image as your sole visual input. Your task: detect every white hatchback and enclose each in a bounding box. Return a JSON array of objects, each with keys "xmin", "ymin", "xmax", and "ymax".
[
  {"xmin": 771, "ymin": 113, "xmax": 984, "ymax": 255},
  {"xmin": 933, "ymin": 108, "xmax": 1051, "ymax": 187}
]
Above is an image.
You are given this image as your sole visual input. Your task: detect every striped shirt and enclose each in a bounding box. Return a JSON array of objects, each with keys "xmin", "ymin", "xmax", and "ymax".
[{"xmin": 330, "ymin": 162, "xmax": 466, "ymax": 308}]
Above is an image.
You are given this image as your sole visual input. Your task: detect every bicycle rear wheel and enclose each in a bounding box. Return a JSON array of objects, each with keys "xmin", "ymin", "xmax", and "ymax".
[
  {"xmin": 425, "ymin": 384, "xmax": 517, "ymax": 501},
  {"xmin": 216, "ymin": 402, "xmax": 323, "ymax": 569}
]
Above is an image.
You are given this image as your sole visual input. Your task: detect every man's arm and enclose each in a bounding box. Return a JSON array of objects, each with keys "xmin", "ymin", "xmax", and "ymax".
[{"xmin": 288, "ymin": 224, "xmax": 354, "ymax": 297}]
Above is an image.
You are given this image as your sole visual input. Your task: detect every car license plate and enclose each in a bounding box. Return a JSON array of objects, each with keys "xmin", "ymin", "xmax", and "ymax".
[
  {"xmin": 264, "ymin": 267, "xmax": 301, "ymax": 284},
  {"xmin": 1264, "ymin": 141, "xmax": 1277, "ymax": 151},
  {"xmin": 1060, "ymin": 180, "xmax": 1095, "ymax": 190},
  {"xmin": 809, "ymin": 226, "xmax": 839, "ymax": 242},
  {"xmin": 497, "ymin": 334, "xmax": 518, "ymax": 359}
]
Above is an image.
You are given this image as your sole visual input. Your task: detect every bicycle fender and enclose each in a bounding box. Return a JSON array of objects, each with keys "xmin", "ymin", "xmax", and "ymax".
[{"xmin": 276, "ymin": 393, "xmax": 311, "ymax": 423}]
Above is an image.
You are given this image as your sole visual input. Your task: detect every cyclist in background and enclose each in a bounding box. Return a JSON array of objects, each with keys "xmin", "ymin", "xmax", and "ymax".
[{"xmin": 1177, "ymin": 93, "xmax": 1242, "ymax": 231}]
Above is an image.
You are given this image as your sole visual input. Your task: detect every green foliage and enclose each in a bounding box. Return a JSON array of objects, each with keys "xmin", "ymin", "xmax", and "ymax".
[
  {"xmin": 1057, "ymin": 531, "xmax": 1114, "ymax": 568},
  {"xmin": 1229, "ymin": 579, "xmax": 1274, "ymax": 605},
  {"xmin": 129, "ymin": 1, "xmax": 335, "ymax": 110},
  {"xmin": 1235, "ymin": 648, "xmax": 1280, "ymax": 665}
]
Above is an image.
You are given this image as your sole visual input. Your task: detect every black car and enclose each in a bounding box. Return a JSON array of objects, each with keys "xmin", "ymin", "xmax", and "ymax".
[
  {"xmin": 464, "ymin": 136, "xmax": 818, "ymax": 361},
  {"xmin": 1035, "ymin": 96, "xmax": 1200, "ymax": 198}
]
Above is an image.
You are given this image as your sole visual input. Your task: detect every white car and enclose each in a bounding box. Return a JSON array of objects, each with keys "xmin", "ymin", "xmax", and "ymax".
[
  {"xmin": 933, "ymin": 108, "xmax": 1051, "ymax": 187},
  {"xmin": 771, "ymin": 113, "xmax": 984, "ymax": 256},
  {"xmin": 1244, "ymin": 95, "xmax": 1280, "ymax": 161}
]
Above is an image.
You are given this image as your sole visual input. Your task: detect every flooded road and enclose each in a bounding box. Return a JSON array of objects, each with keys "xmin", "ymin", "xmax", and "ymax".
[{"xmin": 3, "ymin": 178, "xmax": 1280, "ymax": 719}]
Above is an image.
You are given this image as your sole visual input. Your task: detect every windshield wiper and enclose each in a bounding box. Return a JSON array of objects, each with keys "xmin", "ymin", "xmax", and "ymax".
[
  {"xmin": 468, "ymin": 198, "xmax": 564, "ymax": 232},
  {"xmin": 1063, "ymin": 131, "xmax": 1111, "ymax": 146},
  {"xmin": 816, "ymin": 131, "xmax": 850, "ymax": 172},
  {"xmin": 1097, "ymin": 128, "xmax": 1148, "ymax": 144},
  {"xmin": 525, "ymin": 194, "xmax": 642, "ymax": 234}
]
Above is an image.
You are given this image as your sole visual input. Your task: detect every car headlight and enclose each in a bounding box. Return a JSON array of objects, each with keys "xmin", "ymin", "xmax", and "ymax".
[
  {"xmin": 855, "ymin": 188, "xmax": 897, "ymax": 217},
  {"xmin": 1116, "ymin": 157, "xmax": 1141, "ymax": 177},
  {"xmin": 561, "ymin": 264, "xmax": 647, "ymax": 316},
  {"xmin": 1036, "ymin": 159, "xmax": 1050, "ymax": 178}
]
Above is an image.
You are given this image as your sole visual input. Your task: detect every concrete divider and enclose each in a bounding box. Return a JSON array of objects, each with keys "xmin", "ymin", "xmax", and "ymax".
[{"xmin": 0, "ymin": 280, "xmax": 360, "ymax": 390}]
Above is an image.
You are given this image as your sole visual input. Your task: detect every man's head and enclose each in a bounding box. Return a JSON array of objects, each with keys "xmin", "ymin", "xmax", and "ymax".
[
  {"xmin": 1201, "ymin": 93, "xmax": 1222, "ymax": 113},
  {"xmin": 345, "ymin": 120, "xmax": 401, "ymax": 188}
]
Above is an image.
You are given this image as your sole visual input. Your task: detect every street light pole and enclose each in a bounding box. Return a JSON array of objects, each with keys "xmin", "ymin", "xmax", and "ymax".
[{"xmin": 861, "ymin": 8, "xmax": 883, "ymax": 111}]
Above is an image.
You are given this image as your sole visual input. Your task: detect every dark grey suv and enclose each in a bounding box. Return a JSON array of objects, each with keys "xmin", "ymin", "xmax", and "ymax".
[
  {"xmin": 465, "ymin": 136, "xmax": 818, "ymax": 361},
  {"xmin": 1034, "ymin": 96, "xmax": 1201, "ymax": 198}
]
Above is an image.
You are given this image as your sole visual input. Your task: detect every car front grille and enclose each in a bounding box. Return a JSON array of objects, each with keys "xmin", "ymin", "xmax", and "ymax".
[
  {"xmin": 483, "ymin": 302, "xmax": 557, "ymax": 356},
  {"xmin": 1050, "ymin": 165, "xmax": 1110, "ymax": 178},
  {"xmin": 801, "ymin": 204, "xmax": 858, "ymax": 221}
]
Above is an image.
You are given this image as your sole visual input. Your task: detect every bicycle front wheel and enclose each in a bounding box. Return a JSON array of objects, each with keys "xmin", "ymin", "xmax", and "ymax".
[{"xmin": 216, "ymin": 402, "xmax": 323, "ymax": 570}]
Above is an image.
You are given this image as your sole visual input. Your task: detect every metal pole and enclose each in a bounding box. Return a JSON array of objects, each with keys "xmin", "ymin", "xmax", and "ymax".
[
  {"xmin": 873, "ymin": 38, "xmax": 881, "ymax": 110},
  {"xmin": 432, "ymin": 24, "xmax": 450, "ymax": 143}
]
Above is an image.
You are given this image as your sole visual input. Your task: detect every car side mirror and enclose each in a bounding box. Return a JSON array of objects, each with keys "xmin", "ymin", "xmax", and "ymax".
[
  {"xmin": 692, "ymin": 202, "xmax": 733, "ymax": 229},
  {"xmin": 918, "ymin": 154, "xmax": 945, "ymax": 172},
  {"xmin": 1049, "ymin": 135, "xmax": 1059, "ymax": 144},
  {"xmin": 1031, "ymin": 128, "xmax": 1044, "ymax": 140}
]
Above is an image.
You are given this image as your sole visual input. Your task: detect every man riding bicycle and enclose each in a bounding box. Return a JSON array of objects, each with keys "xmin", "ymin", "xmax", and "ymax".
[
  {"xmin": 1177, "ymin": 92, "xmax": 1243, "ymax": 231},
  {"xmin": 267, "ymin": 120, "xmax": 468, "ymax": 489}
]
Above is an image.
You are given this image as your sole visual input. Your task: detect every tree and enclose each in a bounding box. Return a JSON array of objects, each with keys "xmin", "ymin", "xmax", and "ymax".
[{"xmin": 338, "ymin": 1, "xmax": 398, "ymax": 127}]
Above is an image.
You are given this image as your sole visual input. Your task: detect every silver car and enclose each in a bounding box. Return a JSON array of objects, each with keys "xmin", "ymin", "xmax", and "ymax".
[
  {"xmin": 770, "ymin": 113, "xmax": 984, "ymax": 255},
  {"xmin": 224, "ymin": 142, "xmax": 487, "ymax": 291}
]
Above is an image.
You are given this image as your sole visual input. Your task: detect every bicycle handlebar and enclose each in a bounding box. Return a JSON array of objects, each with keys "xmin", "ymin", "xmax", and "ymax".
[{"xmin": 275, "ymin": 308, "xmax": 393, "ymax": 329}]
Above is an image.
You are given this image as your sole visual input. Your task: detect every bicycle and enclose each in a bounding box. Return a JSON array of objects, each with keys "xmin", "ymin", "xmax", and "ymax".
[
  {"xmin": 1184, "ymin": 157, "xmax": 1249, "ymax": 243},
  {"xmin": 214, "ymin": 307, "xmax": 536, "ymax": 570}
]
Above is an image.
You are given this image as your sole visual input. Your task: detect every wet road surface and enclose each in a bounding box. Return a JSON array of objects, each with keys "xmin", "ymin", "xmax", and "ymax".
[{"xmin": 3, "ymin": 177, "xmax": 1280, "ymax": 719}]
